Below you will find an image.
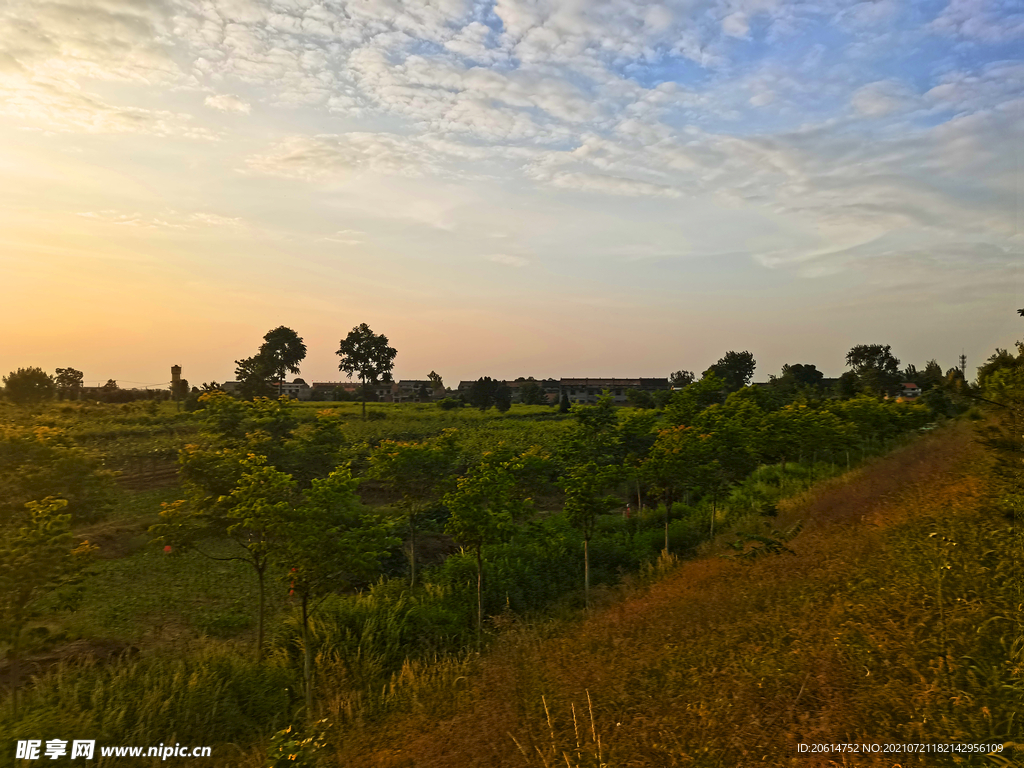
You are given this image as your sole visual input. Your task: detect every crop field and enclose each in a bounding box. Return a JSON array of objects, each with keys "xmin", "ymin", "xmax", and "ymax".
[{"xmin": 1, "ymin": 375, "xmax": 1017, "ymax": 767}]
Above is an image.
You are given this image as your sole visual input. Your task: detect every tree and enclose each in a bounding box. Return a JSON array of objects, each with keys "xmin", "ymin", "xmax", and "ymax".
[
  {"xmin": 918, "ymin": 359, "xmax": 944, "ymax": 391},
  {"xmin": 3, "ymin": 367, "xmax": 55, "ymax": 405},
  {"xmin": 561, "ymin": 463, "xmax": 620, "ymax": 608},
  {"xmin": 234, "ymin": 354, "xmax": 275, "ymax": 400},
  {"xmin": 559, "ymin": 393, "xmax": 571, "ymax": 413},
  {"xmin": 428, "ymin": 370, "xmax": 444, "ymax": 390},
  {"xmin": 275, "ymin": 468, "xmax": 396, "ymax": 715},
  {"xmin": 519, "ymin": 380, "xmax": 548, "ymax": 406},
  {"xmin": 417, "ymin": 383, "xmax": 431, "ymax": 401},
  {"xmin": 155, "ymin": 453, "xmax": 294, "ymax": 662},
  {"xmin": 260, "ymin": 326, "xmax": 307, "ymax": 397},
  {"xmin": 664, "ymin": 372, "xmax": 727, "ymax": 425},
  {"xmin": 625, "ymin": 388, "xmax": 655, "ymax": 409},
  {"xmin": 367, "ymin": 432, "xmax": 458, "ymax": 587},
  {"xmin": 444, "ymin": 451, "xmax": 533, "ymax": 647},
  {"xmin": 0, "ymin": 498, "xmax": 96, "ymax": 717},
  {"xmin": 54, "ymin": 367, "xmax": 84, "ymax": 399},
  {"xmin": 703, "ymin": 351, "xmax": 755, "ymax": 392},
  {"xmin": 336, "ymin": 324, "xmax": 397, "ymax": 420},
  {"xmin": 669, "ymin": 370, "xmax": 695, "ymax": 388},
  {"xmin": 845, "ymin": 344, "xmax": 901, "ymax": 397},
  {"xmin": 643, "ymin": 426, "xmax": 707, "ymax": 552},
  {"xmin": 465, "ymin": 377, "xmax": 512, "ymax": 412}
]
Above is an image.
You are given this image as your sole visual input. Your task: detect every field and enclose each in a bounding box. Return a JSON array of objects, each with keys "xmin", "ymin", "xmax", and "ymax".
[{"xmin": 2, "ymin": 388, "xmax": 1017, "ymax": 767}]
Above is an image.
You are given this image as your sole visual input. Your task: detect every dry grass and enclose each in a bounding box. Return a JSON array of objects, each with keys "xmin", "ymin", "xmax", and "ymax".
[{"xmin": 328, "ymin": 421, "xmax": 1021, "ymax": 767}]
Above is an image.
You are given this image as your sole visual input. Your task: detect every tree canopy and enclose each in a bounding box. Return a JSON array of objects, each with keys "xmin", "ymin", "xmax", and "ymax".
[
  {"xmin": 3, "ymin": 367, "xmax": 55, "ymax": 404},
  {"xmin": 703, "ymin": 351, "xmax": 755, "ymax": 392},
  {"xmin": 259, "ymin": 326, "xmax": 307, "ymax": 396},
  {"xmin": 336, "ymin": 324, "xmax": 397, "ymax": 420}
]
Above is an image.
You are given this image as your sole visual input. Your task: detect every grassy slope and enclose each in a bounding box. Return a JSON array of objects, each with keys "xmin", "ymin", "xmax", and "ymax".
[{"xmin": 330, "ymin": 421, "xmax": 1022, "ymax": 768}]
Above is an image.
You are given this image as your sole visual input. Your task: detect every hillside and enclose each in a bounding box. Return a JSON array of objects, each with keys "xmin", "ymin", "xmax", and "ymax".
[{"xmin": 330, "ymin": 420, "xmax": 1021, "ymax": 767}]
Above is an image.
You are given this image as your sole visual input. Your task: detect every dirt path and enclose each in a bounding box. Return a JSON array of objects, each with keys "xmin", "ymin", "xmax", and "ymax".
[{"xmin": 337, "ymin": 423, "xmax": 984, "ymax": 768}]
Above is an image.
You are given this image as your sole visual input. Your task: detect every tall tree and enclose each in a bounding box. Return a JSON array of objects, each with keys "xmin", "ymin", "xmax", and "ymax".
[
  {"xmin": 2, "ymin": 367, "xmax": 55, "ymax": 405},
  {"xmin": 427, "ymin": 370, "xmax": 444, "ymax": 390},
  {"xmin": 561, "ymin": 463, "xmax": 620, "ymax": 608},
  {"xmin": 703, "ymin": 351, "xmax": 756, "ymax": 392},
  {"xmin": 275, "ymin": 467, "xmax": 396, "ymax": 716},
  {"xmin": 336, "ymin": 324, "xmax": 397, "ymax": 420},
  {"xmin": 669, "ymin": 370, "xmax": 695, "ymax": 387},
  {"xmin": 465, "ymin": 377, "xmax": 513, "ymax": 412},
  {"xmin": 155, "ymin": 453, "xmax": 294, "ymax": 662},
  {"xmin": 444, "ymin": 451, "xmax": 533, "ymax": 648},
  {"xmin": 367, "ymin": 432, "xmax": 458, "ymax": 587},
  {"xmin": 234, "ymin": 354, "xmax": 275, "ymax": 400},
  {"xmin": 519, "ymin": 380, "xmax": 548, "ymax": 405},
  {"xmin": 54, "ymin": 367, "xmax": 84, "ymax": 399},
  {"xmin": 845, "ymin": 344, "xmax": 902, "ymax": 397},
  {"xmin": 260, "ymin": 326, "xmax": 307, "ymax": 397}
]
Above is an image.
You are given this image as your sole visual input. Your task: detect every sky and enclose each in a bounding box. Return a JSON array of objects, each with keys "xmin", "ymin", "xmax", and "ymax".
[{"xmin": 1, "ymin": 0, "xmax": 1021, "ymax": 389}]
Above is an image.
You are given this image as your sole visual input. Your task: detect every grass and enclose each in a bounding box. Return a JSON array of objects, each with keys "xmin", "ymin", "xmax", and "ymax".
[{"xmin": 325, "ymin": 420, "xmax": 1022, "ymax": 767}]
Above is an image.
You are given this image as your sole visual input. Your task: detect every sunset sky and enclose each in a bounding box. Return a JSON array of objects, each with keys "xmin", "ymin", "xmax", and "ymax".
[{"xmin": 1, "ymin": 0, "xmax": 1021, "ymax": 389}]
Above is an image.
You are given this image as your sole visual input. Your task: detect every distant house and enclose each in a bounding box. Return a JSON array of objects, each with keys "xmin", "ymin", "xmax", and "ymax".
[
  {"xmin": 559, "ymin": 378, "xmax": 670, "ymax": 405},
  {"xmin": 270, "ymin": 379, "xmax": 312, "ymax": 401},
  {"xmin": 504, "ymin": 378, "xmax": 560, "ymax": 404},
  {"xmin": 900, "ymin": 382, "xmax": 921, "ymax": 398}
]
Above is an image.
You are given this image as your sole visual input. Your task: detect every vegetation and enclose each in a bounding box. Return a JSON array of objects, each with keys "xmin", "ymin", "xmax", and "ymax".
[
  {"xmin": 336, "ymin": 323, "xmax": 398, "ymax": 421},
  {"xmin": 1, "ymin": 336, "xmax": 1013, "ymax": 767}
]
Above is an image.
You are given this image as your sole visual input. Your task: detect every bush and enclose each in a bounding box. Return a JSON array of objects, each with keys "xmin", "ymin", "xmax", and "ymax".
[{"xmin": 437, "ymin": 398, "xmax": 463, "ymax": 410}]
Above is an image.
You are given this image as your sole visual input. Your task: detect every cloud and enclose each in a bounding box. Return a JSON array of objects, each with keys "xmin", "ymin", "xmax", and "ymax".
[
  {"xmin": 487, "ymin": 253, "xmax": 530, "ymax": 267},
  {"xmin": 76, "ymin": 209, "xmax": 245, "ymax": 229},
  {"xmin": 246, "ymin": 133, "xmax": 442, "ymax": 180},
  {"xmin": 204, "ymin": 94, "xmax": 251, "ymax": 113},
  {"xmin": 929, "ymin": 0, "xmax": 1024, "ymax": 43},
  {"xmin": 850, "ymin": 80, "xmax": 919, "ymax": 117}
]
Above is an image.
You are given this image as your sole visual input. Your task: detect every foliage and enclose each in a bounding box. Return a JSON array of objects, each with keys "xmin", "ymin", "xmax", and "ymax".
[
  {"xmin": 3, "ymin": 367, "xmax": 56, "ymax": 404},
  {"xmin": 265, "ymin": 719, "xmax": 330, "ymax": 768},
  {"xmin": 465, "ymin": 377, "xmax": 513, "ymax": 412},
  {"xmin": 845, "ymin": 343, "xmax": 902, "ymax": 396},
  {"xmin": 259, "ymin": 326, "xmax": 308, "ymax": 396},
  {"xmin": 703, "ymin": 350, "xmax": 755, "ymax": 392},
  {"xmin": 0, "ymin": 424, "xmax": 115, "ymax": 525},
  {"xmin": 0, "ymin": 497, "xmax": 96, "ymax": 716},
  {"xmin": 663, "ymin": 372, "xmax": 726, "ymax": 425},
  {"xmin": 668, "ymin": 370, "xmax": 695, "ymax": 388},
  {"xmin": 234, "ymin": 354, "xmax": 276, "ymax": 400},
  {"xmin": 275, "ymin": 466, "xmax": 398, "ymax": 713},
  {"xmin": 55, "ymin": 367, "xmax": 84, "ymax": 395},
  {"xmin": 519, "ymin": 380, "xmax": 549, "ymax": 406},
  {"xmin": 336, "ymin": 323, "xmax": 398, "ymax": 420}
]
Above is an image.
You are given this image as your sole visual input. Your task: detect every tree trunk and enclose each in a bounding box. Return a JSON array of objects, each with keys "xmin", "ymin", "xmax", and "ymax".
[
  {"xmin": 636, "ymin": 477, "xmax": 642, "ymax": 512},
  {"xmin": 302, "ymin": 595, "xmax": 314, "ymax": 717},
  {"xmin": 361, "ymin": 374, "xmax": 367, "ymax": 421},
  {"xmin": 710, "ymin": 493, "xmax": 716, "ymax": 539},
  {"xmin": 256, "ymin": 561, "xmax": 266, "ymax": 663},
  {"xmin": 583, "ymin": 537, "xmax": 590, "ymax": 610},
  {"xmin": 664, "ymin": 492, "xmax": 672, "ymax": 554},
  {"xmin": 475, "ymin": 545, "xmax": 483, "ymax": 651}
]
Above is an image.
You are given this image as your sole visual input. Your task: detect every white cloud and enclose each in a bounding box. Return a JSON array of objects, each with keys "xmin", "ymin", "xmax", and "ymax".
[
  {"xmin": 487, "ymin": 253, "xmax": 530, "ymax": 267},
  {"xmin": 850, "ymin": 79, "xmax": 919, "ymax": 117},
  {"xmin": 76, "ymin": 209, "xmax": 245, "ymax": 229},
  {"xmin": 204, "ymin": 93, "xmax": 251, "ymax": 113}
]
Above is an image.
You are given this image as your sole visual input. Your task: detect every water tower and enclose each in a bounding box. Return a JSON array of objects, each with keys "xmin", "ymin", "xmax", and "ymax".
[{"xmin": 171, "ymin": 365, "xmax": 182, "ymax": 408}]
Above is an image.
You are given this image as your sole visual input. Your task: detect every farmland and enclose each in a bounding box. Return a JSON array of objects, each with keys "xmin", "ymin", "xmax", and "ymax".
[{"xmin": 0, "ymin": 368, "xmax": 1018, "ymax": 767}]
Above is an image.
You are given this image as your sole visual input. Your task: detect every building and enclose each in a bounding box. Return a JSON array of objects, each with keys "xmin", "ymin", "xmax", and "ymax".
[
  {"xmin": 900, "ymin": 382, "xmax": 921, "ymax": 398},
  {"xmin": 559, "ymin": 378, "xmax": 670, "ymax": 405},
  {"xmin": 270, "ymin": 379, "xmax": 312, "ymax": 400}
]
